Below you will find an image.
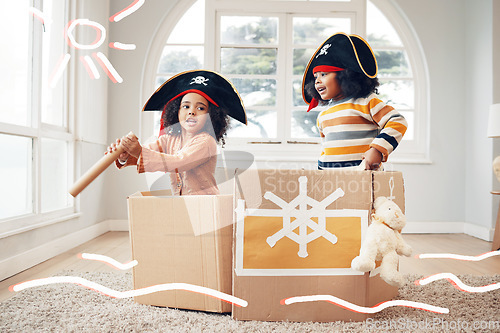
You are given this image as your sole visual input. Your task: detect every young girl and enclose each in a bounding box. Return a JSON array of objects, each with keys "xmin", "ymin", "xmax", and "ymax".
[
  {"xmin": 107, "ymin": 70, "xmax": 246, "ymax": 195},
  {"xmin": 302, "ymin": 32, "xmax": 408, "ymax": 170}
]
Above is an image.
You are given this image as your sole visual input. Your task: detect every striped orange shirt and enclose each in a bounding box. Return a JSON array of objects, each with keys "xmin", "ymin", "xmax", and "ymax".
[{"xmin": 316, "ymin": 93, "xmax": 407, "ymax": 169}]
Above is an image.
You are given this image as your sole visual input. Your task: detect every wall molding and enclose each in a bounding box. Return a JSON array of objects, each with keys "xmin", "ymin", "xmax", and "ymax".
[
  {"xmin": 0, "ymin": 220, "xmax": 111, "ymax": 281},
  {"xmin": 1, "ymin": 219, "xmax": 494, "ymax": 281},
  {"xmin": 107, "ymin": 219, "xmax": 129, "ymax": 232},
  {"xmin": 464, "ymin": 222, "xmax": 495, "ymax": 242},
  {"xmin": 404, "ymin": 221, "xmax": 494, "ymax": 242}
]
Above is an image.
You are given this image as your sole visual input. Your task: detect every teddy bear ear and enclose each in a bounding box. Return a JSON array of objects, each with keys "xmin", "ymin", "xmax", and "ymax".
[{"xmin": 373, "ymin": 196, "xmax": 388, "ymax": 210}]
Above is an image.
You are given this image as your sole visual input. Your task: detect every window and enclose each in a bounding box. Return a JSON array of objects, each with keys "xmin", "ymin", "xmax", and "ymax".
[
  {"xmin": 145, "ymin": 0, "xmax": 429, "ymax": 162},
  {"xmin": 0, "ymin": 0, "xmax": 74, "ymax": 227}
]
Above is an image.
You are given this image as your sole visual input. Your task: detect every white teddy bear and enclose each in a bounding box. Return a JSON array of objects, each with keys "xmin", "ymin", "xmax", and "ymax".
[{"xmin": 351, "ymin": 196, "xmax": 412, "ymax": 287}]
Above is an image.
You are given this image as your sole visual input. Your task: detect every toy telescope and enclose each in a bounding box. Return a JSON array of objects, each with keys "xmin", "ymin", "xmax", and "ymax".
[{"xmin": 69, "ymin": 132, "xmax": 136, "ymax": 197}]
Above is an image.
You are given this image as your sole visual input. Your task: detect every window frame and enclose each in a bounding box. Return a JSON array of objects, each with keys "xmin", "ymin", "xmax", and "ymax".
[
  {"xmin": 0, "ymin": 0, "xmax": 78, "ymax": 237},
  {"xmin": 207, "ymin": 0, "xmax": 365, "ymax": 151},
  {"xmin": 369, "ymin": 0, "xmax": 430, "ymax": 163},
  {"xmin": 141, "ymin": 0, "xmax": 430, "ymax": 164}
]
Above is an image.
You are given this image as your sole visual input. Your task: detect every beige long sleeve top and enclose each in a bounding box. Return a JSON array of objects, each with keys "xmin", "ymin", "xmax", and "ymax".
[{"xmin": 118, "ymin": 132, "xmax": 219, "ymax": 195}]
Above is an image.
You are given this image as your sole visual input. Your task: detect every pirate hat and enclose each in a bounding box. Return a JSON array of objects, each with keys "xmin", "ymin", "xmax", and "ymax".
[
  {"xmin": 302, "ymin": 33, "xmax": 378, "ymax": 110},
  {"xmin": 143, "ymin": 70, "xmax": 247, "ymax": 125}
]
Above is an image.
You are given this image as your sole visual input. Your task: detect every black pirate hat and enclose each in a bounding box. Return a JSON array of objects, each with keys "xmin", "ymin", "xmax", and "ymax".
[
  {"xmin": 143, "ymin": 70, "xmax": 247, "ymax": 125},
  {"xmin": 302, "ymin": 33, "xmax": 378, "ymax": 110}
]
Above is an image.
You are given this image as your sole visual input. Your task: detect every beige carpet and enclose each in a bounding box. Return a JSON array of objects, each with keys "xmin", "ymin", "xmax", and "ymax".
[{"xmin": 1, "ymin": 271, "xmax": 499, "ymax": 332}]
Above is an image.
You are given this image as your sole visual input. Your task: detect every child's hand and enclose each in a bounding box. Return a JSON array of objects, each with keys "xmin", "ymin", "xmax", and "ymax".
[
  {"xmin": 106, "ymin": 138, "xmax": 130, "ymax": 162},
  {"xmin": 120, "ymin": 134, "xmax": 142, "ymax": 159},
  {"xmin": 362, "ymin": 148, "xmax": 383, "ymax": 170}
]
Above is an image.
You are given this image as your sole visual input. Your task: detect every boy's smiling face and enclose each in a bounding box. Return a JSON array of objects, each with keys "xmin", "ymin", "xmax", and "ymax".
[{"xmin": 314, "ymin": 71, "xmax": 343, "ymax": 101}]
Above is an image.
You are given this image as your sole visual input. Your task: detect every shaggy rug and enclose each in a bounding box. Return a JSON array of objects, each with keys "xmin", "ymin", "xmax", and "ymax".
[{"xmin": 1, "ymin": 271, "xmax": 499, "ymax": 332}]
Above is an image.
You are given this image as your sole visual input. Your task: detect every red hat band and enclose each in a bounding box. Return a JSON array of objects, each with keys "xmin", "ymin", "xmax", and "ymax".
[
  {"xmin": 168, "ymin": 89, "xmax": 219, "ymax": 108},
  {"xmin": 313, "ymin": 65, "xmax": 345, "ymax": 74}
]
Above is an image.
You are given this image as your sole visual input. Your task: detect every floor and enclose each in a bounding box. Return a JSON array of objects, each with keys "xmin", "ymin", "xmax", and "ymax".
[{"xmin": 1, "ymin": 232, "xmax": 499, "ymax": 303}]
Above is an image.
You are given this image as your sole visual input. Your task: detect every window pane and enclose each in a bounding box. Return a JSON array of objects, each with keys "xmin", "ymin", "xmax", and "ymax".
[
  {"xmin": 292, "ymin": 78, "xmax": 306, "ymax": 107},
  {"xmin": 375, "ymin": 50, "xmax": 411, "ymax": 77},
  {"xmin": 220, "ymin": 48, "xmax": 277, "ymax": 75},
  {"xmin": 157, "ymin": 46, "xmax": 203, "ymax": 73},
  {"xmin": 0, "ymin": 134, "xmax": 32, "ymax": 219},
  {"xmin": 291, "ymin": 110, "xmax": 320, "ymax": 138},
  {"xmin": 293, "ymin": 48, "xmax": 316, "ymax": 75},
  {"xmin": 153, "ymin": 111, "xmax": 162, "ymax": 137},
  {"xmin": 0, "ymin": 1, "xmax": 30, "ymax": 126},
  {"xmin": 167, "ymin": 0, "xmax": 205, "ymax": 44},
  {"xmin": 231, "ymin": 78, "xmax": 276, "ymax": 107},
  {"xmin": 41, "ymin": 138, "xmax": 69, "ymax": 212},
  {"xmin": 155, "ymin": 76, "xmax": 171, "ymax": 90},
  {"xmin": 228, "ymin": 78, "xmax": 277, "ymax": 139},
  {"xmin": 293, "ymin": 17, "xmax": 351, "ymax": 45},
  {"xmin": 220, "ymin": 16, "xmax": 278, "ymax": 45},
  {"xmin": 227, "ymin": 109, "xmax": 277, "ymax": 139},
  {"xmin": 378, "ymin": 80, "xmax": 414, "ymax": 109},
  {"xmin": 367, "ymin": 1, "xmax": 402, "ymax": 47},
  {"xmin": 41, "ymin": 0, "xmax": 66, "ymax": 127}
]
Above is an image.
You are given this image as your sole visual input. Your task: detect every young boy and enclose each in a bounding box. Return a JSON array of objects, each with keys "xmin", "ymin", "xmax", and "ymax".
[{"xmin": 302, "ymin": 33, "xmax": 407, "ymax": 170}]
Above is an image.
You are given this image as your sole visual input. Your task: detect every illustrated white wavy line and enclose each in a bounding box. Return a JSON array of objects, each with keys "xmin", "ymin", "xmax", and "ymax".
[
  {"xmin": 109, "ymin": 0, "xmax": 145, "ymax": 22},
  {"xmin": 79, "ymin": 253, "xmax": 137, "ymax": 270},
  {"xmin": 415, "ymin": 273, "xmax": 500, "ymax": 293},
  {"xmin": 417, "ymin": 250, "xmax": 500, "ymax": 261},
  {"xmin": 282, "ymin": 295, "xmax": 449, "ymax": 314},
  {"xmin": 11, "ymin": 276, "xmax": 248, "ymax": 307},
  {"xmin": 29, "ymin": 7, "xmax": 49, "ymax": 25},
  {"xmin": 80, "ymin": 56, "xmax": 100, "ymax": 79},
  {"xmin": 93, "ymin": 52, "xmax": 123, "ymax": 83},
  {"xmin": 49, "ymin": 53, "xmax": 71, "ymax": 88},
  {"xmin": 109, "ymin": 42, "xmax": 137, "ymax": 51}
]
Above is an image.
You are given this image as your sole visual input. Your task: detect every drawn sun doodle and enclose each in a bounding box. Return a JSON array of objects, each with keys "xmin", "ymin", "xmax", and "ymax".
[{"xmin": 29, "ymin": 0, "xmax": 145, "ymax": 88}]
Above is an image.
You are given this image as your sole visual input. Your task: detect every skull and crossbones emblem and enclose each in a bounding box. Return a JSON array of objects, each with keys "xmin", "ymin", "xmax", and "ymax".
[
  {"xmin": 190, "ymin": 76, "xmax": 209, "ymax": 86},
  {"xmin": 316, "ymin": 44, "xmax": 331, "ymax": 58}
]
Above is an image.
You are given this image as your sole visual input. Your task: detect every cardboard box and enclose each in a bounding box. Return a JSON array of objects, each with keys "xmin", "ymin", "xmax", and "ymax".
[
  {"xmin": 127, "ymin": 190, "xmax": 234, "ymax": 313},
  {"xmin": 232, "ymin": 169, "xmax": 404, "ymax": 322}
]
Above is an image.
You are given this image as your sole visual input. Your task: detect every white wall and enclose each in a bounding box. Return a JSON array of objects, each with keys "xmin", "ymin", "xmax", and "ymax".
[
  {"xmin": 105, "ymin": 0, "xmax": 179, "ymax": 219},
  {"xmin": 74, "ymin": 0, "xmax": 112, "ymax": 227},
  {"xmin": 390, "ymin": 0, "xmax": 467, "ymax": 226},
  {"xmin": 463, "ymin": 0, "xmax": 494, "ymax": 230}
]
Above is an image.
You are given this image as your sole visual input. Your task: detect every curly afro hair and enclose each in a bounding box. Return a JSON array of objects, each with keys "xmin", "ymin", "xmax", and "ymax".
[
  {"xmin": 161, "ymin": 95, "xmax": 230, "ymax": 146},
  {"xmin": 305, "ymin": 69, "xmax": 380, "ymax": 106}
]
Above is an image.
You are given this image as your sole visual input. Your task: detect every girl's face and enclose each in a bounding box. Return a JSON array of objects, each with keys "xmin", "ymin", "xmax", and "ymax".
[
  {"xmin": 314, "ymin": 71, "xmax": 343, "ymax": 101},
  {"xmin": 178, "ymin": 93, "xmax": 210, "ymax": 135}
]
